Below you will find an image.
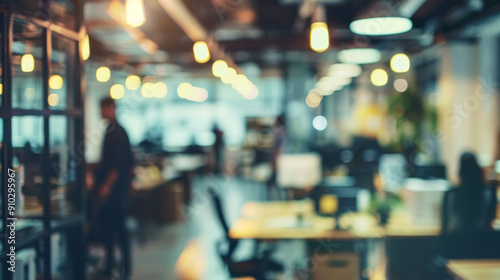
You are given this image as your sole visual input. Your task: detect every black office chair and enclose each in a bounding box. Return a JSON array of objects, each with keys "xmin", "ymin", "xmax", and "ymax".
[
  {"xmin": 208, "ymin": 188, "xmax": 283, "ymax": 280},
  {"xmin": 439, "ymin": 184, "xmax": 498, "ymax": 258},
  {"xmin": 428, "ymin": 185, "xmax": 499, "ymax": 279}
]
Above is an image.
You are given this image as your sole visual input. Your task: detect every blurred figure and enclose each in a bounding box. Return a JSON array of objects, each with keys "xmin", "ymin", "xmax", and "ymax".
[
  {"xmin": 212, "ymin": 125, "xmax": 224, "ymax": 174},
  {"xmin": 92, "ymin": 97, "xmax": 134, "ymax": 278},
  {"xmin": 267, "ymin": 114, "xmax": 287, "ymax": 199},
  {"xmin": 438, "ymin": 152, "xmax": 497, "ymax": 256},
  {"xmin": 458, "ymin": 151, "xmax": 485, "ymax": 188},
  {"xmin": 429, "ymin": 151, "xmax": 498, "ymax": 279}
]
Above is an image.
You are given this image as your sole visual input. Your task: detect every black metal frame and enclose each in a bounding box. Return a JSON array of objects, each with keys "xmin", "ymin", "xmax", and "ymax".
[{"xmin": 1, "ymin": 0, "xmax": 85, "ymax": 279}]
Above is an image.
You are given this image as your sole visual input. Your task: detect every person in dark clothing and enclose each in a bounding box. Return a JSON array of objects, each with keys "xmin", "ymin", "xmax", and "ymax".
[
  {"xmin": 212, "ymin": 125, "xmax": 224, "ymax": 174},
  {"xmin": 458, "ymin": 151, "xmax": 485, "ymax": 188},
  {"xmin": 93, "ymin": 97, "xmax": 134, "ymax": 278},
  {"xmin": 266, "ymin": 115, "xmax": 287, "ymax": 199}
]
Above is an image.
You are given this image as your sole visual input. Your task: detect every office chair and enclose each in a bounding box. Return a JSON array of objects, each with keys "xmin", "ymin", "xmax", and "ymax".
[
  {"xmin": 439, "ymin": 184, "xmax": 499, "ymax": 259},
  {"xmin": 428, "ymin": 185, "xmax": 499, "ymax": 279},
  {"xmin": 208, "ymin": 188, "xmax": 283, "ymax": 280}
]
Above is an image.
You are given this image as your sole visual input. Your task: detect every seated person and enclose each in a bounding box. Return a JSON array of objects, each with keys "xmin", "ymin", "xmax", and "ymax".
[{"xmin": 439, "ymin": 151, "xmax": 497, "ymax": 258}]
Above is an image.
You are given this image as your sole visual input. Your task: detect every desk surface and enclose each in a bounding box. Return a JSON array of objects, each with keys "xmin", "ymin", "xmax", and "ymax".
[
  {"xmin": 447, "ymin": 260, "xmax": 500, "ymax": 280},
  {"xmin": 229, "ymin": 200, "xmax": 440, "ymax": 240}
]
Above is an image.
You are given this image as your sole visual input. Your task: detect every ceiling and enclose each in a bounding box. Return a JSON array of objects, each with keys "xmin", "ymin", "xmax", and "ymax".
[{"xmin": 84, "ymin": 0, "xmax": 500, "ymax": 70}]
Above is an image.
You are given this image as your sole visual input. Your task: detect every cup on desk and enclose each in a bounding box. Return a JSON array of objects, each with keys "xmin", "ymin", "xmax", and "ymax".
[{"xmin": 320, "ymin": 195, "xmax": 340, "ymax": 229}]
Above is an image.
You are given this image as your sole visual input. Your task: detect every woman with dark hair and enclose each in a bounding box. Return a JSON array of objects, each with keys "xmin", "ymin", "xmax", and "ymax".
[
  {"xmin": 458, "ymin": 152, "xmax": 485, "ymax": 188},
  {"xmin": 436, "ymin": 151, "xmax": 497, "ymax": 262}
]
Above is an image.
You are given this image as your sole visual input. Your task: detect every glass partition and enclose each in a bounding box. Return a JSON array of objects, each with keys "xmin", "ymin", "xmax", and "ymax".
[
  {"xmin": 12, "ymin": 18, "xmax": 44, "ymax": 110},
  {"xmin": 51, "ymin": 34, "xmax": 77, "ymax": 110},
  {"xmin": 12, "ymin": 116, "xmax": 45, "ymax": 218},
  {"xmin": 50, "ymin": 116, "xmax": 79, "ymax": 218}
]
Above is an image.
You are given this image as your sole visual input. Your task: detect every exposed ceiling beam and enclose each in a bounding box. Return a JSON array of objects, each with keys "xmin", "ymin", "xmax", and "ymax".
[
  {"xmin": 156, "ymin": 0, "xmax": 240, "ymax": 71},
  {"xmin": 107, "ymin": 0, "xmax": 159, "ymax": 55}
]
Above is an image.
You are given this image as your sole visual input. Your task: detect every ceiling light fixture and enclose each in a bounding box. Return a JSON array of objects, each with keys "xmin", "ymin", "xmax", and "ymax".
[
  {"xmin": 349, "ymin": 1, "xmax": 412, "ymax": 36},
  {"xmin": 193, "ymin": 41, "xmax": 210, "ymax": 63},
  {"xmin": 337, "ymin": 48, "xmax": 381, "ymax": 64},
  {"xmin": 310, "ymin": 5, "xmax": 329, "ymax": 53},
  {"xmin": 390, "ymin": 53, "xmax": 410, "ymax": 73},
  {"xmin": 370, "ymin": 68, "xmax": 388, "ymax": 86},
  {"xmin": 126, "ymin": 0, "xmax": 146, "ymax": 27},
  {"xmin": 328, "ymin": 63, "xmax": 362, "ymax": 78}
]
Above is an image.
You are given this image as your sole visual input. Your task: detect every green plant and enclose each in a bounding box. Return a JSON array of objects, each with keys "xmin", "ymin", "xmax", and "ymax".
[
  {"xmin": 387, "ymin": 87, "xmax": 425, "ymax": 151},
  {"xmin": 369, "ymin": 192, "xmax": 402, "ymax": 215}
]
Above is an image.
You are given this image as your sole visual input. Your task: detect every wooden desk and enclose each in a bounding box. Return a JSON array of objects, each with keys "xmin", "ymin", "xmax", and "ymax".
[
  {"xmin": 229, "ymin": 200, "xmax": 440, "ymax": 240},
  {"xmin": 447, "ymin": 260, "xmax": 500, "ymax": 280}
]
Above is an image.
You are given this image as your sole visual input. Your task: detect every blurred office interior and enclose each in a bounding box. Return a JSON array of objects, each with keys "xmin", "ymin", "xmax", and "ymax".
[{"xmin": 1, "ymin": 0, "xmax": 500, "ymax": 279}]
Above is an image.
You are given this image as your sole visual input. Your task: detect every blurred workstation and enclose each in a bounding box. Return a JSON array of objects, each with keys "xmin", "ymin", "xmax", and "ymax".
[{"xmin": 1, "ymin": 0, "xmax": 500, "ymax": 279}]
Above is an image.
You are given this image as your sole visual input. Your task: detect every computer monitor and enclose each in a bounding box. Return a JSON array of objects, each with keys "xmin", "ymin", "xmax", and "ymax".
[{"xmin": 277, "ymin": 153, "xmax": 322, "ymax": 189}]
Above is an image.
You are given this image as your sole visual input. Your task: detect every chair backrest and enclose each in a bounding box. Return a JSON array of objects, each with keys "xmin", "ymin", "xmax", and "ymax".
[
  {"xmin": 208, "ymin": 188, "xmax": 239, "ymax": 261},
  {"xmin": 441, "ymin": 185, "xmax": 496, "ymax": 236},
  {"xmin": 209, "ymin": 188, "xmax": 230, "ymax": 235}
]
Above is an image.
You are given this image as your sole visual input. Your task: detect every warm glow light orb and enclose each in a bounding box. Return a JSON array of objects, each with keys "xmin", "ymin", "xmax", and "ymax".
[
  {"xmin": 126, "ymin": 0, "xmax": 146, "ymax": 27},
  {"xmin": 110, "ymin": 84, "xmax": 125, "ymax": 99},
  {"xmin": 154, "ymin": 82, "xmax": 167, "ymax": 98},
  {"xmin": 178, "ymin": 82, "xmax": 193, "ymax": 99},
  {"xmin": 394, "ymin": 78, "xmax": 408, "ymax": 92},
  {"xmin": 96, "ymin": 67, "xmax": 111, "ymax": 82},
  {"xmin": 82, "ymin": 34, "xmax": 90, "ymax": 61},
  {"xmin": 193, "ymin": 41, "xmax": 210, "ymax": 63},
  {"xmin": 370, "ymin": 68, "xmax": 388, "ymax": 86},
  {"xmin": 221, "ymin": 67, "xmax": 237, "ymax": 84},
  {"xmin": 310, "ymin": 22, "xmax": 329, "ymax": 53},
  {"xmin": 126, "ymin": 75, "xmax": 141, "ymax": 90},
  {"xmin": 390, "ymin": 53, "xmax": 410, "ymax": 73},
  {"xmin": 49, "ymin": 75, "xmax": 64, "ymax": 89},
  {"xmin": 328, "ymin": 63, "xmax": 362, "ymax": 78},
  {"xmin": 21, "ymin": 54, "xmax": 35, "ymax": 72},
  {"xmin": 212, "ymin": 60, "xmax": 228, "ymax": 77},
  {"xmin": 243, "ymin": 85, "xmax": 259, "ymax": 100},
  {"xmin": 48, "ymin": 93, "xmax": 59, "ymax": 106}
]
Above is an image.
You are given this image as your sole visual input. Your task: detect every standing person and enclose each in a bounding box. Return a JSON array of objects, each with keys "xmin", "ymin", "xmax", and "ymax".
[
  {"xmin": 267, "ymin": 115, "xmax": 287, "ymax": 200},
  {"xmin": 93, "ymin": 97, "xmax": 134, "ymax": 278},
  {"xmin": 212, "ymin": 125, "xmax": 224, "ymax": 174}
]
